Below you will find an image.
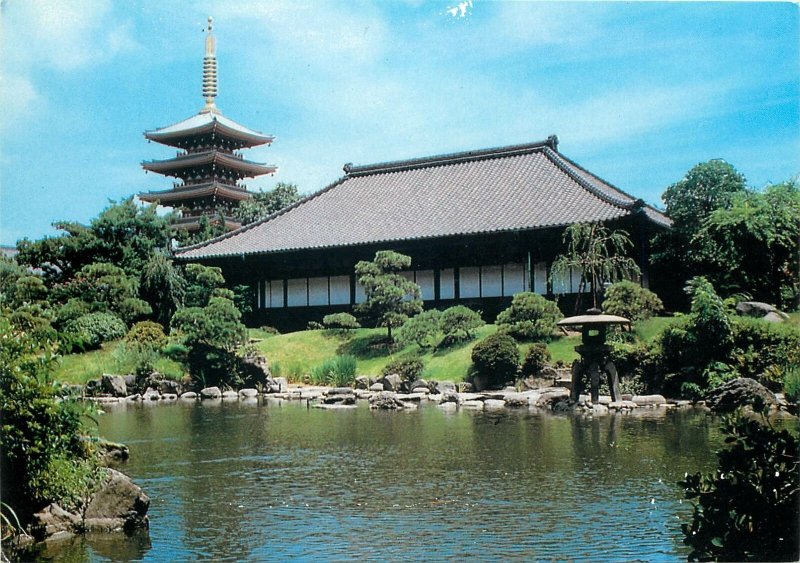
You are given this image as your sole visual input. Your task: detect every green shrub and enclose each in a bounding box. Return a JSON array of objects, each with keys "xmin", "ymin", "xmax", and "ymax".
[
  {"xmin": 783, "ymin": 365, "xmax": 800, "ymax": 403},
  {"xmin": 381, "ymin": 357, "xmax": 424, "ymax": 382},
  {"xmin": 679, "ymin": 410, "xmax": 799, "ymax": 562},
  {"xmin": 496, "ymin": 292, "xmax": 562, "ymax": 341},
  {"xmin": 602, "ymin": 280, "xmax": 664, "ymax": 321},
  {"xmin": 309, "ymin": 355, "xmax": 358, "ymax": 387},
  {"xmin": 730, "ymin": 318, "xmax": 800, "ymax": 388},
  {"xmin": 521, "ymin": 343, "xmax": 551, "ymax": 378},
  {"xmin": 440, "ymin": 305, "xmax": 484, "ymax": 340},
  {"xmin": 64, "ymin": 312, "xmax": 127, "ymax": 350},
  {"xmin": 397, "ymin": 310, "xmax": 441, "ymax": 348},
  {"xmin": 471, "ymin": 333, "xmax": 520, "ymax": 388},
  {"xmin": 53, "ymin": 298, "xmax": 90, "ymax": 330},
  {"xmin": 609, "ymin": 341, "xmax": 666, "ymax": 395},
  {"xmin": 0, "ymin": 317, "xmax": 102, "ymax": 523},
  {"xmin": 322, "ymin": 312, "xmax": 361, "ymax": 331},
  {"xmin": 307, "ymin": 321, "xmax": 324, "ymax": 330},
  {"xmin": 124, "ymin": 320, "xmax": 168, "ymax": 349}
]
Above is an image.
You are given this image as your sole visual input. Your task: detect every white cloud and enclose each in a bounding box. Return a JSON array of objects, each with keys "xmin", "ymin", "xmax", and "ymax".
[{"xmin": 0, "ymin": 71, "xmax": 44, "ymax": 132}]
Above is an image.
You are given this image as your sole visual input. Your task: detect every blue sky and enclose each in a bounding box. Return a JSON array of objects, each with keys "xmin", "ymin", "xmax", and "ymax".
[{"xmin": 1, "ymin": 1, "xmax": 798, "ymax": 246}]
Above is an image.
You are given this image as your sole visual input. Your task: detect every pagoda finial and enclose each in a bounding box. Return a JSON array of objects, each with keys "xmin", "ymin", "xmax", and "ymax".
[{"xmin": 200, "ymin": 16, "xmax": 218, "ymax": 114}]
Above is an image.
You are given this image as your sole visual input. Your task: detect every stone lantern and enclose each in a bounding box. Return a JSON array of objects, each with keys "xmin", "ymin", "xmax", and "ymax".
[{"xmin": 557, "ymin": 308, "xmax": 631, "ymax": 404}]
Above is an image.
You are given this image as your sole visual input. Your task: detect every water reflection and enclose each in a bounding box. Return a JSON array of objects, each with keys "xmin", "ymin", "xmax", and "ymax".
[{"xmin": 42, "ymin": 401, "xmax": 749, "ymax": 561}]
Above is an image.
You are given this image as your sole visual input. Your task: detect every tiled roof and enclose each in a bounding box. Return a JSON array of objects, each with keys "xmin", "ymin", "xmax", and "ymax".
[
  {"xmin": 142, "ymin": 150, "xmax": 276, "ymax": 177},
  {"xmin": 176, "ymin": 137, "xmax": 671, "ymax": 260}
]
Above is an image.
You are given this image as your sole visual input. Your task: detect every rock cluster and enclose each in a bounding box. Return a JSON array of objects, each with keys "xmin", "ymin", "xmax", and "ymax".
[
  {"xmin": 735, "ymin": 301, "xmax": 790, "ymax": 323},
  {"xmin": 705, "ymin": 377, "xmax": 778, "ymax": 412}
]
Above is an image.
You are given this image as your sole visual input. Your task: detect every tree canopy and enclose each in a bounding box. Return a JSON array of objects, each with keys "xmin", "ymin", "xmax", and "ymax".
[{"xmin": 233, "ymin": 182, "xmax": 301, "ymax": 225}]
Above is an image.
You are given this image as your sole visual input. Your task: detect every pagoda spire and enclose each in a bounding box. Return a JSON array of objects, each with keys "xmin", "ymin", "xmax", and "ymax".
[{"xmin": 200, "ymin": 16, "xmax": 218, "ymax": 114}]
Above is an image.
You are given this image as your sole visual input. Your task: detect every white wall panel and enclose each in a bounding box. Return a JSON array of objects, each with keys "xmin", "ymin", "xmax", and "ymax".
[
  {"xmin": 503, "ymin": 263, "xmax": 525, "ymax": 296},
  {"xmin": 460, "ymin": 267, "xmax": 480, "ymax": 298},
  {"xmin": 416, "ymin": 270, "xmax": 434, "ymax": 301},
  {"xmin": 329, "ymin": 276, "xmax": 351, "ymax": 305},
  {"xmin": 355, "ymin": 283, "xmax": 366, "ymax": 304},
  {"xmin": 481, "ymin": 265, "xmax": 503, "ymax": 297},
  {"xmin": 440, "ymin": 269, "xmax": 455, "ymax": 299},
  {"xmin": 534, "ymin": 262, "xmax": 548, "ymax": 295},
  {"xmin": 570, "ymin": 267, "xmax": 586, "ymax": 294},
  {"xmin": 551, "ymin": 267, "xmax": 570, "ymax": 295},
  {"xmin": 270, "ymin": 280, "xmax": 284, "ymax": 308},
  {"xmin": 308, "ymin": 277, "xmax": 329, "ymax": 306},
  {"xmin": 287, "ymin": 278, "xmax": 307, "ymax": 307}
]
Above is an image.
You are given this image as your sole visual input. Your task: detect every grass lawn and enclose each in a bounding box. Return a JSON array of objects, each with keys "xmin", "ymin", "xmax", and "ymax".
[
  {"xmin": 52, "ymin": 341, "xmax": 185, "ymax": 385},
  {"xmin": 254, "ymin": 324, "xmax": 581, "ymax": 382}
]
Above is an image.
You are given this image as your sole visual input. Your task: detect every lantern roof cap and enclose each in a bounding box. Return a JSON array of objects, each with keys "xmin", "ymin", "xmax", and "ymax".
[{"xmin": 558, "ymin": 308, "xmax": 631, "ymax": 327}]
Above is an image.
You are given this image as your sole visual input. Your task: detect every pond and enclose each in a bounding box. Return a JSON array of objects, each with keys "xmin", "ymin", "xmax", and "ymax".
[{"xmin": 37, "ymin": 401, "xmax": 727, "ymax": 561}]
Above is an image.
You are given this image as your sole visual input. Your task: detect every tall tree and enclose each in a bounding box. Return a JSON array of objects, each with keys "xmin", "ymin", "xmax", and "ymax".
[
  {"xmin": 234, "ymin": 182, "xmax": 302, "ymax": 225},
  {"xmin": 354, "ymin": 251, "xmax": 422, "ymax": 341},
  {"xmin": 550, "ymin": 222, "xmax": 641, "ymax": 309},
  {"xmin": 140, "ymin": 253, "xmax": 186, "ymax": 327}
]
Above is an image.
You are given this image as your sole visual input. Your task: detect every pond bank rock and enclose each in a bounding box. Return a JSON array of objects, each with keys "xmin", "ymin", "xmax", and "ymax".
[
  {"xmin": 369, "ymin": 391, "xmax": 406, "ymax": 409},
  {"xmin": 705, "ymin": 377, "xmax": 778, "ymax": 412},
  {"xmin": 200, "ymin": 386, "xmax": 222, "ymax": 399},
  {"xmin": 101, "ymin": 374, "xmax": 127, "ymax": 397},
  {"xmin": 30, "ymin": 468, "xmax": 148, "ymax": 541}
]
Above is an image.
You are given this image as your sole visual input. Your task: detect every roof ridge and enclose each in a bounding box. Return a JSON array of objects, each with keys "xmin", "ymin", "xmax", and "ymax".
[
  {"xmin": 542, "ymin": 147, "xmax": 635, "ymax": 210},
  {"xmin": 344, "ymin": 136, "xmax": 559, "ymax": 177}
]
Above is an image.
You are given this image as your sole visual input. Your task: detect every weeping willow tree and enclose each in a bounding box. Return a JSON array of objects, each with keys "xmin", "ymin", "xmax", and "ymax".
[{"xmin": 550, "ymin": 223, "xmax": 641, "ymax": 311}]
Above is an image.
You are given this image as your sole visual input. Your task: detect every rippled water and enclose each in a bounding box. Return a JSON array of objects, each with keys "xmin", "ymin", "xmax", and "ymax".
[{"xmin": 35, "ymin": 400, "xmax": 728, "ymax": 561}]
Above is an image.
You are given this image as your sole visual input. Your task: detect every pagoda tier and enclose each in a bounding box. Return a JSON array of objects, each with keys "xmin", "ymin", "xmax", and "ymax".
[{"xmin": 137, "ymin": 17, "xmax": 275, "ymax": 233}]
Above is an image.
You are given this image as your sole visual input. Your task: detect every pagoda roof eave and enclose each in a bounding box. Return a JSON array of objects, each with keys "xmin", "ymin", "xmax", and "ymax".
[
  {"xmin": 141, "ymin": 151, "xmax": 277, "ymax": 177},
  {"xmin": 144, "ymin": 112, "xmax": 273, "ymax": 147},
  {"xmin": 138, "ymin": 182, "xmax": 254, "ymax": 203}
]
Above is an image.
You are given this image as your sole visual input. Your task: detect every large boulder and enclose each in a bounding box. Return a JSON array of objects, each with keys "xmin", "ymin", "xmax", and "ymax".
[
  {"xmin": 705, "ymin": 378, "xmax": 778, "ymax": 412},
  {"xmin": 434, "ymin": 381, "xmax": 457, "ymax": 395},
  {"xmin": 158, "ymin": 379, "xmax": 182, "ymax": 396},
  {"xmin": 101, "ymin": 374, "xmax": 127, "ymax": 397},
  {"xmin": 380, "ymin": 374, "xmax": 402, "ymax": 392},
  {"xmin": 735, "ymin": 301, "xmax": 789, "ymax": 322},
  {"xmin": 200, "ymin": 386, "xmax": 222, "ymax": 399},
  {"xmin": 354, "ymin": 376, "xmax": 370, "ymax": 390},
  {"xmin": 83, "ymin": 468, "xmax": 149, "ymax": 532}
]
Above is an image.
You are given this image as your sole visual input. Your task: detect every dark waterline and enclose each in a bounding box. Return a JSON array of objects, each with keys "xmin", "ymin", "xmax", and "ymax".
[{"xmin": 37, "ymin": 401, "xmax": 727, "ymax": 561}]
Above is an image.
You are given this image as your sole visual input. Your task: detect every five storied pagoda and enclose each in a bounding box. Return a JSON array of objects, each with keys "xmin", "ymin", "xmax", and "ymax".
[{"xmin": 139, "ymin": 17, "xmax": 276, "ymax": 232}]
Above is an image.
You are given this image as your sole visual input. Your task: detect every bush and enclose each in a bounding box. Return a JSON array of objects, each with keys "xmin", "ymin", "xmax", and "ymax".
[
  {"xmin": 679, "ymin": 410, "xmax": 799, "ymax": 562},
  {"xmin": 381, "ymin": 357, "xmax": 424, "ymax": 382},
  {"xmin": 729, "ymin": 318, "xmax": 800, "ymax": 388},
  {"xmin": 440, "ymin": 305, "xmax": 484, "ymax": 340},
  {"xmin": 602, "ymin": 281, "xmax": 664, "ymax": 321},
  {"xmin": 471, "ymin": 333, "xmax": 520, "ymax": 388},
  {"xmin": 496, "ymin": 292, "xmax": 562, "ymax": 341},
  {"xmin": 309, "ymin": 355, "xmax": 358, "ymax": 387},
  {"xmin": 783, "ymin": 365, "xmax": 800, "ymax": 403},
  {"xmin": 521, "ymin": 343, "xmax": 551, "ymax": 378},
  {"xmin": 322, "ymin": 313, "xmax": 361, "ymax": 331},
  {"xmin": 609, "ymin": 341, "xmax": 666, "ymax": 395},
  {"xmin": 125, "ymin": 320, "xmax": 168, "ymax": 349},
  {"xmin": 307, "ymin": 321, "xmax": 324, "ymax": 330},
  {"xmin": 63, "ymin": 312, "xmax": 127, "ymax": 350},
  {"xmin": 397, "ymin": 310, "xmax": 441, "ymax": 348}
]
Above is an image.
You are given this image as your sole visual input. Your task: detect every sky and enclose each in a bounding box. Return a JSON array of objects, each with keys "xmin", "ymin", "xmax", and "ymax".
[{"xmin": 0, "ymin": 0, "xmax": 798, "ymax": 246}]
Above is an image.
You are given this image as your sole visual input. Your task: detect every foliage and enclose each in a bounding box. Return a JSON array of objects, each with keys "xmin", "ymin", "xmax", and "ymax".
[
  {"xmin": 322, "ymin": 312, "xmax": 361, "ymax": 332},
  {"xmin": 233, "ymin": 182, "xmax": 302, "ymax": 225},
  {"xmin": 521, "ymin": 343, "xmax": 551, "ymax": 378},
  {"xmin": 125, "ymin": 320, "xmax": 168, "ymax": 350},
  {"xmin": 440, "ymin": 305, "xmax": 484, "ymax": 340},
  {"xmin": 679, "ymin": 410, "xmax": 799, "ymax": 562},
  {"xmin": 140, "ymin": 252, "xmax": 185, "ymax": 327},
  {"xmin": 52, "ymin": 262, "xmax": 151, "ymax": 325},
  {"xmin": 309, "ymin": 355, "xmax": 358, "ymax": 387},
  {"xmin": 16, "ymin": 198, "xmax": 172, "ymax": 283},
  {"xmin": 471, "ymin": 333, "xmax": 520, "ymax": 388},
  {"xmin": 396, "ymin": 309, "xmax": 441, "ymax": 348},
  {"xmin": 0, "ymin": 316, "xmax": 102, "ymax": 523},
  {"xmin": 550, "ymin": 222, "xmax": 641, "ymax": 308},
  {"xmin": 232, "ymin": 284, "xmax": 255, "ymax": 317},
  {"xmin": 63, "ymin": 312, "xmax": 127, "ymax": 350},
  {"xmin": 182, "ymin": 263, "xmax": 225, "ymax": 308},
  {"xmin": 354, "ymin": 250, "xmax": 422, "ymax": 340},
  {"xmin": 170, "ymin": 295, "xmax": 248, "ymax": 388},
  {"xmin": 698, "ymin": 181, "xmax": 800, "ymax": 309},
  {"xmin": 496, "ymin": 292, "xmax": 562, "ymax": 341},
  {"xmin": 609, "ymin": 341, "xmax": 666, "ymax": 395},
  {"xmin": 729, "ymin": 318, "xmax": 800, "ymax": 388},
  {"xmin": 602, "ymin": 281, "xmax": 664, "ymax": 321},
  {"xmin": 381, "ymin": 357, "xmax": 425, "ymax": 382},
  {"xmin": 783, "ymin": 365, "xmax": 800, "ymax": 403}
]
